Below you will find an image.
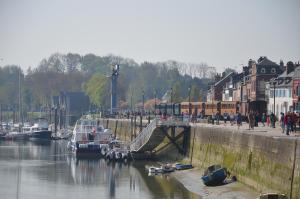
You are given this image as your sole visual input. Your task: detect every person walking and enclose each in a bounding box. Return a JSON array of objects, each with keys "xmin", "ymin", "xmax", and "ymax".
[
  {"xmin": 230, "ymin": 111, "xmax": 235, "ymax": 126},
  {"xmin": 236, "ymin": 111, "xmax": 242, "ymax": 130},
  {"xmin": 270, "ymin": 112, "xmax": 276, "ymax": 128},
  {"xmin": 223, "ymin": 112, "xmax": 228, "ymax": 125},
  {"xmin": 280, "ymin": 112, "xmax": 285, "ymax": 134},
  {"xmin": 261, "ymin": 113, "xmax": 266, "ymax": 127}
]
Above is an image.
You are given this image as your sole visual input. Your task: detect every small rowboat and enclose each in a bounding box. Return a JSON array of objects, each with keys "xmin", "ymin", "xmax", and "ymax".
[
  {"xmin": 174, "ymin": 163, "xmax": 193, "ymax": 170},
  {"xmin": 257, "ymin": 193, "xmax": 287, "ymax": 199},
  {"xmin": 201, "ymin": 165, "xmax": 228, "ymax": 186}
]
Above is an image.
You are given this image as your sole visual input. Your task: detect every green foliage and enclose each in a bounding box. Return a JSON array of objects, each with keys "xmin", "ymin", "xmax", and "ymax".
[
  {"xmin": 83, "ymin": 73, "xmax": 109, "ymax": 107},
  {"xmin": 0, "ymin": 53, "xmax": 214, "ymax": 113}
]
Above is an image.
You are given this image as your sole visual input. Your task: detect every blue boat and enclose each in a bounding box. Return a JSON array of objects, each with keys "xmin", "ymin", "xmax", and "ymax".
[
  {"xmin": 201, "ymin": 165, "xmax": 228, "ymax": 186},
  {"xmin": 174, "ymin": 163, "xmax": 193, "ymax": 170}
]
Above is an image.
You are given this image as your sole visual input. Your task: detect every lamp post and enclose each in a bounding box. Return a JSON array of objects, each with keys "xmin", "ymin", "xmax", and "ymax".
[
  {"xmin": 273, "ymin": 80, "xmax": 277, "ymax": 115},
  {"xmin": 154, "ymin": 90, "xmax": 157, "ymax": 117},
  {"xmin": 188, "ymin": 87, "xmax": 191, "ymax": 116},
  {"xmin": 170, "ymin": 87, "xmax": 173, "ymax": 115},
  {"xmin": 130, "ymin": 92, "xmax": 133, "ymax": 114},
  {"xmin": 142, "ymin": 89, "xmax": 145, "ymax": 116}
]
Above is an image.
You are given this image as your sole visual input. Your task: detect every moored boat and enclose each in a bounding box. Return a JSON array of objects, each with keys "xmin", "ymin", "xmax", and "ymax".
[
  {"xmin": 68, "ymin": 119, "xmax": 112, "ymax": 157},
  {"xmin": 28, "ymin": 118, "xmax": 52, "ymax": 140},
  {"xmin": 174, "ymin": 163, "xmax": 193, "ymax": 170},
  {"xmin": 257, "ymin": 193, "xmax": 287, "ymax": 199},
  {"xmin": 201, "ymin": 165, "xmax": 228, "ymax": 186}
]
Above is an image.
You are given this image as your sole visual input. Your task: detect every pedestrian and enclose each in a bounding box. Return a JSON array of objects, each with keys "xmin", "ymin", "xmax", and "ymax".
[
  {"xmin": 216, "ymin": 111, "xmax": 220, "ymax": 125},
  {"xmin": 230, "ymin": 111, "xmax": 235, "ymax": 126},
  {"xmin": 266, "ymin": 114, "xmax": 270, "ymax": 127},
  {"xmin": 223, "ymin": 112, "xmax": 228, "ymax": 125},
  {"xmin": 270, "ymin": 112, "xmax": 276, "ymax": 128},
  {"xmin": 261, "ymin": 113, "xmax": 266, "ymax": 127},
  {"xmin": 248, "ymin": 111, "xmax": 254, "ymax": 130},
  {"xmin": 255, "ymin": 111, "xmax": 259, "ymax": 127},
  {"xmin": 280, "ymin": 112, "xmax": 285, "ymax": 134},
  {"xmin": 236, "ymin": 111, "xmax": 242, "ymax": 130}
]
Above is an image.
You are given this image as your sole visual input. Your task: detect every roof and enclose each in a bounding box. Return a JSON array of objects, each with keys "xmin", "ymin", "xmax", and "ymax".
[
  {"xmin": 257, "ymin": 57, "xmax": 279, "ymax": 66},
  {"xmin": 214, "ymin": 72, "xmax": 235, "ymax": 87}
]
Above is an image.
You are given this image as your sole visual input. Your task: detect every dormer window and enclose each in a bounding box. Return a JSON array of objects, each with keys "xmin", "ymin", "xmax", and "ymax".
[
  {"xmin": 261, "ymin": 68, "xmax": 266, "ymax": 73},
  {"xmin": 271, "ymin": 68, "xmax": 276, "ymax": 73}
]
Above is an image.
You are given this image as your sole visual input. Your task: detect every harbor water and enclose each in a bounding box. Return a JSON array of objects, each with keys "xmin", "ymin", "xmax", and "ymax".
[{"xmin": 0, "ymin": 140, "xmax": 200, "ymax": 199}]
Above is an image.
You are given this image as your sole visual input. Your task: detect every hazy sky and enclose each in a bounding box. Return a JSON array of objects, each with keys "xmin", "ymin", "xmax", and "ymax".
[{"xmin": 0, "ymin": 0, "xmax": 299, "ymax": 71}]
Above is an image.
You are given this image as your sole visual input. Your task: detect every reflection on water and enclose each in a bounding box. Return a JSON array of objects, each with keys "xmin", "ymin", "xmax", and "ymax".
[{"xmin": 0, "ymin": 140, "xmax": 200, "ymax": 199}]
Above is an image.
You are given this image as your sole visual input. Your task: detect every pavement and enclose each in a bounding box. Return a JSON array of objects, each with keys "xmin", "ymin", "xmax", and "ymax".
[{"xmin": 191, "ymin": 121, "xmax": 300, "ymax": 139}]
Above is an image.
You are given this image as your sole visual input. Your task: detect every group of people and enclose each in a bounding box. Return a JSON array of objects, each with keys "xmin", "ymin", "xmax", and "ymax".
[{"xmin": 279, "ymin": 112, "xmax": 298, "ymax": 135}]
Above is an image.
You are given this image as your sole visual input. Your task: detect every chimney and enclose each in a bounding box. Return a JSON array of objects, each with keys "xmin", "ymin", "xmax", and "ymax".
[{"xmin": 286, "ymin": 61, "xmax": 294, "ymax": 74}]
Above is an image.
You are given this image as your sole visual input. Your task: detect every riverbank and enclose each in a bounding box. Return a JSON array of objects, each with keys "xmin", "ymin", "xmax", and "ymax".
[
  {"xmin": 171, "ymin": 168, "xmax": 259, "ymax": 199},
  {"xmin": 100, "ymin": 118, "xmax": 300, "ymax": 198}
]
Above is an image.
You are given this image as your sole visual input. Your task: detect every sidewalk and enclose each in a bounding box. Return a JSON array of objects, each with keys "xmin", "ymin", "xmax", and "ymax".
[{"xmin": 192, "ymin": 121, "xmax": 300, "ymax": 139}]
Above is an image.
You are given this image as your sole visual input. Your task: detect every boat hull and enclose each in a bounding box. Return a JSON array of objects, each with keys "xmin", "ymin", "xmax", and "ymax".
[
  {"xmin": 29, "ymin": 130, "xmax": 52, "ymax": 140},
  {"xmin": 201, "ymin": 168, "xmax": 227, "ymax": 186}
]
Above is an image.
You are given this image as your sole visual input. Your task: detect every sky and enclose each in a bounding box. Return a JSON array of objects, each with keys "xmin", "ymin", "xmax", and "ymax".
[{"xmin": 0, "ymin": 0, "xmax": 299, "ymax": 72}]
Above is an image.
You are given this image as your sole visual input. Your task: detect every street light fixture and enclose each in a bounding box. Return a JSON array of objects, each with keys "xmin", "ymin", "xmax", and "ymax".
[
  {"xmin": 170, "ymin": 87, "xmax": 173, "ymax": 115},
  {"xmin": 142, "ymin": 89, "xmax": 145, "ymax": 115},
  {"xmin": 154, "ymin": 90, "xmax": 157, "ymax": 117},
  {"xmin": 188, "ymin": 87, "xmax": 191, "ymax": 116}
]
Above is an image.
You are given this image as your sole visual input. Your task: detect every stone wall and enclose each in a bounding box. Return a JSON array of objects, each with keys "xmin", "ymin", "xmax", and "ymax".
[{"xmin": 100, "ymin": 119, "xmax": 300, "ymax": 198}]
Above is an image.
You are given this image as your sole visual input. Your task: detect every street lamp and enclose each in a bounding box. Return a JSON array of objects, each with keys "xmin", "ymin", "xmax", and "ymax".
[
  {"xmin": 272, "ymin": 79, "xmax": 277, "ymax": 115},
  {"xmin": 142, "ymin": 89, "xmax": 145, "ymax": 115},
  {"xmin": 170, "ymin": 87, "xmax": 173, "ymax": 115},
  {"xmin": 188, "ymin": 87, "xmax": 191, "ymax": 116},
  {"xmin": 154, "ymin": 90, "xmax": 157, "ymax": 117}
]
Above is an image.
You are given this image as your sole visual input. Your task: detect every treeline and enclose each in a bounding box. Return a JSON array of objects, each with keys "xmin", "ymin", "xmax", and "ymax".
[{"xmin": 0, "ymin": 53, "xmax": 214, "ymax": 113}]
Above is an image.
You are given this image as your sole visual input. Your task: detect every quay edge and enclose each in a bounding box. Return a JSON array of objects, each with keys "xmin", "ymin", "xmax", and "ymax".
[{"xmin": 100, "ymin": 118, "xmax": 300, "ymax": 199}]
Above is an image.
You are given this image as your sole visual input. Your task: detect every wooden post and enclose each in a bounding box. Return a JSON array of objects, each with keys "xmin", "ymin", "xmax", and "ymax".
[
  {"xmin": 114, "ymin": 120, "xmax": 118, "ymax": 138},
  {"xmin": 0, "ymin": 104, "xmax": 2, "ymax": 130},
  {"xmin": 106, "ymin": 119, "xmax": 109, "ymax": 129},
  {"xmin": 134, "ymin": 115, "xmax": 137, "ymax": 138},
  {"xmin": 54, "ymin": 108, "xmax": 58, "ymax": 137},
  {"xmin": 140, "ymin": 114, "xmax": 142, "ymax": 132},
  {"xmin": 130, "ymin": 116, "xmax": 133, "ymax": 141},
  {"xmin": 190, "ymin": 128, "xmax": 196, "ymax": 164}
]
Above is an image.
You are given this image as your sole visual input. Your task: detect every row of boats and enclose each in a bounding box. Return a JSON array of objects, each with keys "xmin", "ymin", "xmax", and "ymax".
[
  {"xmin": 67, "ymin": 119, "xmax": 130, "ymax": 161},
  {"xmin": 0, "ymin": 118, "xmax": 52, "ymax": 140}
]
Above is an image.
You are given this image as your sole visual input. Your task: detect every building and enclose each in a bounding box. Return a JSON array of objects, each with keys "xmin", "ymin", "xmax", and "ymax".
[
  {"xmin": 241, "ymin": 57, "xmax": 282, "ymax": 115},
  {"xmin": 291, "ymin": 62, "xmax": 300, "ymax": 112},
  {"xmin": 207, "ymin": 72, "xmax": 235, "ymax": 102},
  {"xmin": 268, "ymin": 61, "xmax": 295, "ymax": 117},
  {"xmin": 52, "ymin": 91, "xmax": 90, "ymax": 126}
]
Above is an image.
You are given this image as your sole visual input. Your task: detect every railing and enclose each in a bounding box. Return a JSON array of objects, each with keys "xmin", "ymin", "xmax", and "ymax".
[
  {"xmin": 130, "ymin": 118, "xmax": 158, "ymax": 151},
  {"xmin": 130, "ymin": 116, "xmax": 190, "ymax": 152}
]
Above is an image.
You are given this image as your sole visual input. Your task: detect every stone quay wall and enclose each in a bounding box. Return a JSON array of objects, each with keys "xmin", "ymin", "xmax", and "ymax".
[{"xmin": 99, "ymin": 118, "xmax": 300, "ymax": 198}]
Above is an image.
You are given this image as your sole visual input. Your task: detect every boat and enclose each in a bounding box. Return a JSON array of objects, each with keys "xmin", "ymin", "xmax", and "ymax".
[
  {"xmin": 161, "ymin": 164, "xmax": 175, "ymax": 173},
  {"xmin": 257, "ymin": 193, "xmax": 287, "ymax": 199},
  {"xmin": 174, "ymin": 163, "xmax": 193, "ymax": 170},
  {"xmin": 148, "ymin": 166, "xmax": 163, "ymax": 174},
  {"xmin": 3, "ymin": 131, "xmax": 29, "ymax": 140},
  {"xmin": 201, "ymin": 165, "xmax": 228, "ymax": 186},
  {"xmin": 28, "ymin": 118, "xmax": 52, "ymax": 140},
  {"xmin": 68, "ymin": 119, "xmax": 112, "ymax": 156}
]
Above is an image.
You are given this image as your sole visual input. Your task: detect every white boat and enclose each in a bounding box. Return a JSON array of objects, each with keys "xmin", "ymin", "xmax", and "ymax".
[
  {"xmin": 28, "ymin": 118, "xmax": 52, "ymax": 140},
  {"xmin": 148, "ymin": 166, "xmax": 163, "ymax": 174},
  {"xmin": 68, "ymin": 119, "xmax": 112, "ymax": 156}
]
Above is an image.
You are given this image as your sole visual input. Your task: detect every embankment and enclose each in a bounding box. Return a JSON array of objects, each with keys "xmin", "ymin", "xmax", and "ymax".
[{"xmin": 100, "ymin": 118, "xmax": 300, "ymax": 198}]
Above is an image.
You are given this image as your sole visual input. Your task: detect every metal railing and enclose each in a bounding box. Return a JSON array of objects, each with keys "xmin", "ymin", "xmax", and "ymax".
[
  {"xmin": 130, "ymin": 116, "xmax": 190, "ymax": 152},
  {"xmin": 130, "ymin": 118, "xmax": 158, "ymax": 151}
]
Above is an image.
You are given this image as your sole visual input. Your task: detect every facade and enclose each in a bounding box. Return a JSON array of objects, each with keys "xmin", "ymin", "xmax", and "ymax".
[
  {"xmin": 207, "ymin": 72, "xmax": 235, "ymax": 102},
  {"xmin": 52, "ymin": 91, "xmax": 90, "ymax": 126},
  {"xmin": 267, "ymin": 62, "xmax": 294, "ymax": 118},
  {"xmin": 292, "ymin": 62, "xmax": 300, "ymax": 112},
  {"xmin": 240, "ymin": 57, "xmax": 282, "ymax": 115}
]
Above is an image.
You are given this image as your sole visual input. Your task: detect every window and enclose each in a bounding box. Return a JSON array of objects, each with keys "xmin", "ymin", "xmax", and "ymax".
[
  {"xmin": 261, "ymin": 68, "xmax": 266, "ymax": 73},
  {"xmin": 289, "ymin": 89, "xmax": 292, "ymax": 97},
  {"xmin": 271, "ymin": 68, "xmax": 276, "ymax": 74},
  {"xmin": 283, "ymin": 90, "xmax": 286, "ymax": 97},
  {"xmin": 270, "ymin": 90, "xmax": 274, "ymax": 97}
]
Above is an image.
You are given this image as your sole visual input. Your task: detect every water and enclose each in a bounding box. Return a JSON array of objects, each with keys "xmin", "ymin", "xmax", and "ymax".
[{"xmin": 0, "ymin": 140, "xmax": 200, "ymax": 199}]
